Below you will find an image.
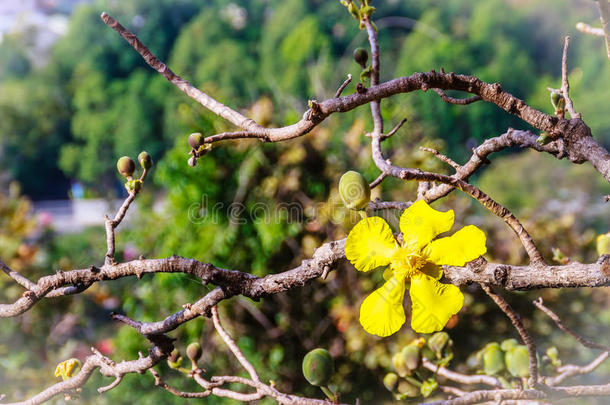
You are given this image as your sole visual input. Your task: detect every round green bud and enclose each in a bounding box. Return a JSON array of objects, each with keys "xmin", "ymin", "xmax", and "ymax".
[
  {"xmin": 353, "ymin": 47, "xmax": 368, "ymax": 68},
  {"xmin": 427, "ymin": 332, "xmax": 451, "ymax": 356},
  {"xmin": 505, "ymin": 345, "xmax": 530, "ymax": 378},
  {"xmin": 338, "ymin": 171, "xmax": 371, "ymax": 210},
  {"xmin": 117, "ymin": 156, "xmax": 135, "ymax": 178},
  {"xmin": 302, "ymin": 348, "xmax": 334, "ymax": 386},
  {"xmin": 401, "ymin": 344, "xmax": 420, "ymax": 371},
  {"xmin": 383, "ymin": 372, "xmax": 399, "ymax": 392},
  {"xmin": 188, "ymin": 132, "xmax": 204, "ymax": 149},
  {"xmin": 186, "ymin": 342, "xmax": 202, "ymax": 369},
  {"xmin": 482, "ymin": 343, "xmax": 505, "ymax": 375},
  {"xmin": 500, "ymin": 338, "xmax": 519, "ymax": 352},
  {"xmin": 138, "ymin": 151, "xmax": 152, "ymax": 170}
]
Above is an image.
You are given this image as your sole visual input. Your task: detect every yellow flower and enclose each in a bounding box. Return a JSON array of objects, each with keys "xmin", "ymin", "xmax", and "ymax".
[
  {"xmin": 54, "ymin": 358, "xmax": 81, "ymax": 380},
  {"xmin": 345, "ymin": 200, "xmax": 487, "ymax": 336}
]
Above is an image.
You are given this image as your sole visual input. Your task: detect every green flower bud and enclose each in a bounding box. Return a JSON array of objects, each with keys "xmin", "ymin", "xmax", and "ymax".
[
  {"xmin": 302, "ymin": 348, "xmax": 334, "ymax": 387},
  {"xmin": 420, "ymin": 378, "xmax": 438, "ymax": 398},
  {"xmin": 500, "ymin": 338, "xmax": 519, "ymax": 352},
  {"xmin": 427, "ymin": 332, "xmax": 451, "ymax": 357},
  {"xmin": 338, "ymin": 171, "xmax": 371, "ymax": 210},
  {"xmin": 138, "ymin": 151, "xmax": 152, "ymax": 170},
  {"xmin": 397, "ymin": 380, "xmax": 420, "ymax": 397},
  {"xmin": 550, "ymin": 90, "xmax": 562, "ymax": 110},
  {"xmin": 482, "ymin": 343, "xmax": 505, "ymax": 375},
  {"xmin": 401, "ymin": 344, "xmax": 420, "ymax": 371},
  {"xmin": 505, "ymin": 345, "xmax": 530, "ymax": 378},
  {"xmin": 117, "ymin": 156, "xmax": 135, "ymax": 178},
  {"xmin": 383, "ymin": 372, "xmax": 399, "ymax": 392},
  {"xmin": 188, "ymin": 132, "xmax": 204, "ymax": 149},
  {"xmin": 392, "ymin": 351, "xmax": 408, "ymax": 377},
  {"xmin": 167, "ymin": 349, "xmax": 182, "ymax": 369},
  {"xmin": 186, "ymin": 342, "xmax": 202, "ymax": 369},
  {"xmin": 353, "ymin": 47, "xmax": 368, "ymax": 68},
  {"xmin": 597, "ymin": 232, "xmax": 610, "ymax": 256}
]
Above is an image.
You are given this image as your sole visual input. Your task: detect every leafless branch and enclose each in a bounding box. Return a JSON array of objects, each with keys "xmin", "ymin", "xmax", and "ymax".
[
  {"xmin": 597, "ymin": 0, "xmax": 610, "ymax": 59},
  {"xmin": 422, "ymin": 359, "xmax": 502, "ymax": 388},
  {"xmin": 561, "ymin": 36, "xmax": 580, "ymax": 119},
  {"xmin": 334, "ymin": 74, "xmax": 353, "ymax": 98},
  {"xmin": 368, "ymin": 172, "xmax": 387, "ymax": 189},
  {"xmin": 533, "ymin": 297, "xmax": 610, "ymax": 351},
  {"xmin": 420, "ymin": 146, "xmax": 462, "ymax": 171},
  {"xmin": 576, "ymin": 22, "xmax": 605, "ymax": 37}
]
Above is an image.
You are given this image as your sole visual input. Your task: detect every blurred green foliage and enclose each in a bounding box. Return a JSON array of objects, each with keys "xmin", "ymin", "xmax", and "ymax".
[{"xmin": 0, "ymin": 0, "xmax": 609, "ymax": 403}]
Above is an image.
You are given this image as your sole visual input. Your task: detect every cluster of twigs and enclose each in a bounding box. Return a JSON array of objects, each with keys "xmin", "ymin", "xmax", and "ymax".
[{"xmin": 1, "ymin": 3, "xmax": 610, "ymax": 404}]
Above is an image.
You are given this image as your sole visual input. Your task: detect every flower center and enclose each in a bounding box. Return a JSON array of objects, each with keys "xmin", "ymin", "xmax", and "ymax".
[{"xmin": 391, "ymin": 247, "xmax": 427, "ymax": 278}]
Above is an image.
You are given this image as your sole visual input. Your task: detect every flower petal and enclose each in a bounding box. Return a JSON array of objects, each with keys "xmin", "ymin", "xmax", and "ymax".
[
  {"xmin": 345, "ymin": 216, "xmax": 398, "ymax": 272},
  {"xmin": 424, "ymin": 225, "xmax": 487, "ymax": 266},
  {"xmin": 399, "ymin": 200, "xmax": 454, "ymax": 250},
  {"xmin": 409, "ymin": 274, "xmax": 464, "ymax": 334},
  {"xmin": 359, "ymin": 275, "xmax": 407, "ymax": 337}
]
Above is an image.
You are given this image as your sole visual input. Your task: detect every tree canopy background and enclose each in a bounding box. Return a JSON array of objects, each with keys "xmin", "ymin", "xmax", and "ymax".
[{"xmin": 0, "ymin": 0, "xmax": 609, "ymax": 403}]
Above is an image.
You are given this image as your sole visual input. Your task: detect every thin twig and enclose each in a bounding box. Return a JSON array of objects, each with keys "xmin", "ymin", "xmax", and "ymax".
[
  {"xmin": 560, "ymin": 36, "xmax": 580, "ymax": 119},
  {"xmin": 334, "ymin": 74, "xmax": 353, "ymax": 98},
  {"xmin": 481, "ymin": 285, "xmax": 539, "ymax": 386},
  {"xmin": 104, "ymin": 192, "xmax": 137, "ymax": 266},
  {"xmin": 420, "ymin": 147, "xmax": 462, "ymax": 170},
  {"xmin": 545, "ymin": 351, "xmax": 609, "ymax": 386},
  {"xmin": 380, "ymin": 118, "xmax": 407, "ymax": 141},
  {"xmin": 597, "ymin": 0, "xmax": 610, "ymax": 59},
  {"xmin": 576, "ymin": 22, "xmax": 605, "ymax": 37},
  {"xmin": 212, "ymin": 306, "xmax": 260, "ymax": 382},
  {"xmin": 368, "ymin": 172, "xmax": 387, "ymax": 189},
  {"xmin": 532, "ymin": 297, "xmax": 610, "ymax": 351},
  {"xmin": 422, "ymin": 358, "xmax": 502, "ymax": 387},
  {"xmin": 432, "ymin": 88, "xmax": 482, "ymax": 105},
  {"xmin": 0, "ymin": 258, "xmax": 36, "ymax": 290}
]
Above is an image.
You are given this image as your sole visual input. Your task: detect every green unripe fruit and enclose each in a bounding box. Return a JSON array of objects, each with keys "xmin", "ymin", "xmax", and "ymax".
[
  {"xmin": 186, "ymin": 342, "xmax": 202, "ymax": 368},
  {"xmin": 597, "ymin": 232, "xmax": 610, "ymax": 256},
  {"xmin": 428, "ymin": 332, "xmax": 450, "ymax": 357},
  {"xmin": 505, "ymin": 345, "xmax": 530, "ymax": 378},
  {"xmin": 117, "ymin": 156, "xmax": 135, "ymax": 178},
  {"xmin": 401, "ymin": 344, "xmax": 420, "ymax": 371},
  {"xmin": 339, "ymin": 171, "xmax": 371, "ymax": 210},
  {"xmin": 353, "ymin": 47, "xmax": 368, "ymax": 68},
  {"xmin": 397, "ymin": 380, "xmax": 420, "ymax": 397},
  {"xmin": 302, "ymin": 348, "xmax": 334, "ymax": 386},
  {"xmin": 188, "ymin": 132, "xmax": 204, "ymax": 149},
  {"xmin": 500, "ymin": 338, "xmax": 519, "ymax": 352},
  {"xmin": 482, "ymin": 343, "xmax": 505, "ymax": 375},
  {"xmin": 138, "ymin": 151, "xmax": 152, "ymax": 170},
  {"xmin": 383, "ymin": 372, "xmax": 399, "ymax": 392}
]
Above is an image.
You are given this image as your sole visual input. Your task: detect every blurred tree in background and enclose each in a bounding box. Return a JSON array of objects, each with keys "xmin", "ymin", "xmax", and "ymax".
[{"xmin": 0, "ymin": 0, "xmax": 609, "ymax": 403}]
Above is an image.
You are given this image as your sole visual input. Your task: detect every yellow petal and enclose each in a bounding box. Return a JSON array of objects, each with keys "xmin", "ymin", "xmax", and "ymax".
[
  {"xmin": 409, "ymin": 274, "xmax": 464, "ymax": 334},
  {"xmin": 420, "ymin": 262, "xmax": 442, "ymax": 280},
  {"xmin": 359, "ymin": 275, "xmax": 407, "ymax": 337},
  {"xmin": 399, "ymin": 200, "xmax": 454, "ymax": 250},
  {"xmin": 345, "ymin": 216, "xmax": 398, "ymax": 272},
  {"xmin": 424, "ymin": 225, "xmax": 487, "ymax": 266}
]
